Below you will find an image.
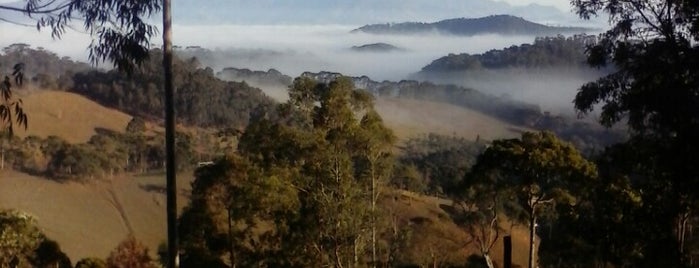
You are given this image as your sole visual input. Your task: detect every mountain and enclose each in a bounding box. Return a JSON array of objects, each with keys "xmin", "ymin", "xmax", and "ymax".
[
  {"xmin": 172, "ymin": 0, "xmax": 599, "ymax": 27},
  {"xmin": 350, "ymin": 43, "xmax": 405, "ymax": 53},
  {"xmin": 351, "ymin": 15, "xmax": 594, "ymax": 36},
  {"xmin": 419, "ymin": 35, "xmax": 596, "ymax": 73}
]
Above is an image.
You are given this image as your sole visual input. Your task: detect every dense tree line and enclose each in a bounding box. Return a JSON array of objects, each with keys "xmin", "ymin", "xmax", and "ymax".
[
  {"xmin": 70, "ymin": 50, "xmax": 276, "ymax": 128},
  {"xmin": 421, "ymin": 34, "xmax": 597, "ymax": 73},
  {"xmin": 392, "ymin": 134, "xmax": 486, "ymax": 196},
  {"xmin": 0, "ymin": 119, "xmax": 204, "ymax": 180},
  {"xmin": 179, "ymin": 77, "xmax": 399, "ymax": 267},
  {"xmin": 306, "ymin": 72, "xmax": 623, "ymax": 154},
  {"xmin": 0, "ymin": 43, "xmax": 90, "ymax": 90}
]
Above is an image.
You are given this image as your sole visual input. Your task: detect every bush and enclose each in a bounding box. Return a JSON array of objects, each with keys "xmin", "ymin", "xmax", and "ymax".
[
  {"xmin": 75, "ymin": 258, "xmax": 107, "ymax": 268},
  {"xmin": 106, "ymin": 236, "xmax": 157, "ymax": 268}
]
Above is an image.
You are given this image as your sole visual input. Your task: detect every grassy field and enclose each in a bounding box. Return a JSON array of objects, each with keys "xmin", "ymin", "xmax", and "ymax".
[
  {"xmin": 375, "ymin": 97, "xmax": 526, "ymax": 142},
  {"xmin": 16, "ymin": 90, "xmax": 132, "ymax": 143}
]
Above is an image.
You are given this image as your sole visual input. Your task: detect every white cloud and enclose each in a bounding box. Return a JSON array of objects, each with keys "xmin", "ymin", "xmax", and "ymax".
[{"xmin": 497, "ymin": 0, "xmax": 572, "ymax": 12}]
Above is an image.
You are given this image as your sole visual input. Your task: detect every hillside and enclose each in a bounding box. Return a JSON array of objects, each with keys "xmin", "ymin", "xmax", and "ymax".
[
  {"xmin": 419, "ymin": 35, "xmax": 597, "ymax": 73},
  {"xmin": 0, "ymin": 85, "xmax": 533, "ymax": 265},
  {"xmin": 351, "ymin": 15, "xmax": 593, "ymax": 36},
  {"xmin": 375, "ymin": 98, "xmax": 524, "ymax": 141},
  {"xmin": 0, "ymin": 170, "xmax": 193, "ymax": 261},
  {"xmin": 0, "ymin": 169, "xmax": 532, "ymax": 266},
  {"xmin": 16, "ymin": 90, "xmax": 132, "ymax": 143}
]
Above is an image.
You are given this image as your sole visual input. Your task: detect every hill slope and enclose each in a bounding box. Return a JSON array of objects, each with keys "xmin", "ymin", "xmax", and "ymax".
[
  {"xmin": 375, "ymin": 98, "xmax": 524, "ymax": 141},
  {"xmin": 0, "ymin": 170, "xmax": 193, "ymax": 261},
  {"xmin": 0, "ymin": 169, "xmax": 532, "ymax": 267},
  {"xmin": 16, "ymin": 90, "xmax": 132, "ymax": 143}
]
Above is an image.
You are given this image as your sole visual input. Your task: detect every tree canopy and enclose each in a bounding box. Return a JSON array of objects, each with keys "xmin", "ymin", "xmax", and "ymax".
[
  {"xmin": 0, "ymin": 0, "xmax": 160, "ymax": 72},
  {"xmin": 573, "ymin": 0, "xmax": 699, "ymax": 265}
]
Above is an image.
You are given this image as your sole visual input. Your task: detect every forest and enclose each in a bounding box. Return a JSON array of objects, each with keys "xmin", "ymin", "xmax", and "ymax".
[{"xmin": 420, "ymin": 35, "xmax": 596, "ymax": 73}]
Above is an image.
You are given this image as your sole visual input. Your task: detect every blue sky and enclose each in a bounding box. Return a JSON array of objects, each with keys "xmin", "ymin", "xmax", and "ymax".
[{"xmin": 499, "ymin": 0, "xmax": 571, "ymax": 11}]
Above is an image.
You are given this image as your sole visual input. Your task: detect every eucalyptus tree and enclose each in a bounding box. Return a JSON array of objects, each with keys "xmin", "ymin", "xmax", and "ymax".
[
  {"xmin": 573, "ymin": 0, "xmax": 699, "ymax": 264},
  {"xmin": 469, "ymin": 131, "xmax": 597, "ymax": 268}
]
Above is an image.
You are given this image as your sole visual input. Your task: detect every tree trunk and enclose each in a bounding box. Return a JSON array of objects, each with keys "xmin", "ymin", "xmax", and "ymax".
[
  {"xmin": 162, "ymin": 0, "xmax": 179, "ymax": 267},
  {"xmin": 528, "ymin": 212, "xmax": 536, "ymax": 268},
  {"xmin": 503, "ymin": 235, "xmax": 512, "ymax": 268},
  {"xmin": 334, "ymin": 244, "xmax": 344, "ymax": 268},
  {"xmin": 228, "ymin": 208, "xmax": 235, "ymax": 268},
  {"xmin": 371, "ymin": 162, "xmax": 377, "ymax": 268},
  {"xmin": 484, "ymin": 253, "xmax": 495, "ymax": 268}
]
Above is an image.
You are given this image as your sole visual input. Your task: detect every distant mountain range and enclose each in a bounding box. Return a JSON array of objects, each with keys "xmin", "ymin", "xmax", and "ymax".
[
  {"xmin": 171, "ymin": 0, "xmax": 604, "ymax": 27},
  {"xmin": 352, "ymin": 15, "xmax": 594, "ymax": 36}
]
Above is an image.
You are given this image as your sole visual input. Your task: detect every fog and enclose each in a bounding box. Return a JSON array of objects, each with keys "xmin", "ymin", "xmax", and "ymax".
[
  {"xmin": 170, "ymin": 24, "xmax": 541, "ymax": 81},
  {"xmin": 0, "ymin": 23, "xmax": 534, "ymax": 78},
  {"xmin": 413, "ymin": 68, "xmax": 607, "ymax": 115},
  {"xmin": 0, "ymin": 23, "xmax": 603, "ymax": 115}
]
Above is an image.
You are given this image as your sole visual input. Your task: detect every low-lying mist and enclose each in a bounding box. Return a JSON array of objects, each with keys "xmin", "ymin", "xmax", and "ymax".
[
  {"xmin": 1, "ymin": 23, "xmax": 536, "ymax": 80},
  {"xmin": 413, "ymin": 68, "xmax": 607, "ymax": 116},
  {"xmin": 1, "ymin": 23, "xmax": 606, "ymax": 118},
  {"xmin": 170, "ymin": 24, "xmax": 539, "ymax": 81}
]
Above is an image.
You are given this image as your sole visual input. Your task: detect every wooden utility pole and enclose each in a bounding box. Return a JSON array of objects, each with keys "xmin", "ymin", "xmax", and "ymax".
[
  {"xmin": 504, "ymin": 235, "xmax": 512, "ymax": 268},
  {"xmin": 162, "ymin": 0, "xmax": 178, "ymax": 266}
]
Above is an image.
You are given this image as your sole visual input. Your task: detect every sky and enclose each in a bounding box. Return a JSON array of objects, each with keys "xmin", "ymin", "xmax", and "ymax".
[
  {"xmin": 0, "ymin": 0, "xmax": 571, "ymax": 6},
  {"xmin": 498, "ymin": 0, "xmax": 571, "ymax": 12}
]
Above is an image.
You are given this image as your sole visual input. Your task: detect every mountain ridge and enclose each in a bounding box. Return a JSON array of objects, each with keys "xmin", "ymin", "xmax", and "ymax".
[{"xmin": 352, "ymin": 14, "xmax": 594, "ymax": 36}]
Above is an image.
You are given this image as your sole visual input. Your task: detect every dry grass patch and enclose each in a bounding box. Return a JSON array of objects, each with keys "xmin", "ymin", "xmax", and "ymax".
[
  {"xmin": 374, "ymin": 97, "xmax": 526, "ymax": 142},
  {"xmin": 16, "ymin": 90, "xmax": 132, "ymax": 143}
]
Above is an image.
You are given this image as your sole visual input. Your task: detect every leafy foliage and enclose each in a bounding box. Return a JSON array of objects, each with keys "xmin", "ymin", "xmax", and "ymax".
[
  {"xmin": 106, "ymin": 236, "xmax": 157, "ymax": 268},
  {"xmin": 1, "ymin": 0, "xmax": 161, "ymax": 72},
  {"xmin": 180, "ymin": 76, "xmax": 397, "ymax": 267},
  {"xmin": 70, "ymin": 50, "xmax": 276, "ymax": 128},
  {"xmin": 32, "ymin": 239, "xmax": 71, "ymax": 268},
  {"xmin": 421, "ymin": 35, "xmax": 597, "ymax": 72},
  {"xmin": 572, "ymin": 0, "xmax": 699, "ymax": 265},
  {"xmin": 0, "ymin": 60, "xmax": 28, "ymax": 137},
  {"xmin": 467, "ymin": 131, "xmax": 597, "ymax": 268},
  {"xmin": 2, "ymin": 128, "xmax": 199, "ymax": 180},
  {"xmin": 0, "ymin": 210, "xmax": 68, "ymax": 268},
  {"xmin": 75, "ymin": 258, "xmax": 107, "ymax": 268},
  {"xmin": 396, "ymin": 134, "xmax": 486, "ymax": 196}
]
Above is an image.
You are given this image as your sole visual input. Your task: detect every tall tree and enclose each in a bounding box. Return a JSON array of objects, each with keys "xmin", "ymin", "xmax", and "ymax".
[
  {"xmin": 469, "ymin": 131, "xmax": 597, "ymax": 268},
  {"xmin": 355, "ymin": 109, "xmax": 396, "ymax": 267},
  {"xmin": 573, "ymin": 0, "xmax": 699, "ymax": 264}
]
